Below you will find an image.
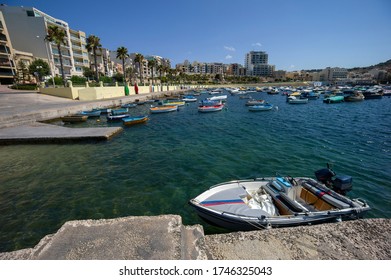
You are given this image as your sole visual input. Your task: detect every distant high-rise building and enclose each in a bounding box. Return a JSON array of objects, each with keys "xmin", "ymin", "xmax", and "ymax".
[{"xmin": 245, "ymin": 51, "xmax": 274, "ymax": 77}]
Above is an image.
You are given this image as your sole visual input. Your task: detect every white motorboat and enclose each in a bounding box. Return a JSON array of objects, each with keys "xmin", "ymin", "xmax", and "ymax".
[{"xmin": 189, "ymin": 165, "xmax": 370, "ymax": 230}]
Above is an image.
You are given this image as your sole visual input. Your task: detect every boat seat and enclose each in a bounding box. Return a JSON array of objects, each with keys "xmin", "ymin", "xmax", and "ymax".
[{"xmin": 302, "ymin": 181, "xmax": 351, "ymax": 209}]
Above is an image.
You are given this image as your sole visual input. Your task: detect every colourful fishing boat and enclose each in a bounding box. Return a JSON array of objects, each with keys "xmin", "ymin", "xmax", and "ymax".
[
  {"xmin": 150, "ymin": 105, "xmax": 178, "ymax": 113},
  {"xmin": 122, "ymin": 115, "xmax": 149, "ymax": 126}
]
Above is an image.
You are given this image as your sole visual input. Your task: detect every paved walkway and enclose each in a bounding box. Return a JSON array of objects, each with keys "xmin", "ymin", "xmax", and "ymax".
[{"xmin": 0, "ymin": 85, "xmax": 184, "ymax": 143}]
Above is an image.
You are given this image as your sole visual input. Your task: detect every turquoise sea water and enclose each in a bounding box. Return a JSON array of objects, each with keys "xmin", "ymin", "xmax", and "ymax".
[{"xmin": 0, "ymin": 90, "xmax": 390, "ymax": 252}]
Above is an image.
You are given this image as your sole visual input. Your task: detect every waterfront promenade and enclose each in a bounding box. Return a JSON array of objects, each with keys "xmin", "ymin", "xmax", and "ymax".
[{"xmin": 0, "ymin": 85, "xmax": 184, "ymax": 143}]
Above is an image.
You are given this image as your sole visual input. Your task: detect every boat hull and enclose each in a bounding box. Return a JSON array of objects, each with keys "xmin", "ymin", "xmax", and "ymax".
[{"xmin": 122, "ymin": 116, "xmax": 148, "ymax": 126}]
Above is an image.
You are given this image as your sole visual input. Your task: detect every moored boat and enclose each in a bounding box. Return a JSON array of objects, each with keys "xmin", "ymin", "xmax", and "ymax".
[
  {"xmin": 106, "ymin": 113, "xmax": 129, "ymax": 121},
  {"xmin": 248, "ymin": 103, "xmax": 273, "ymax": 111},
  {"xmin": 122, "ymin": 115, "xmax": 149, "ymax": 126},
  {"xmin": 323, "ymin": 95, "xmax": 344, "ymax": 103},
  {"xmin": 287, "ymin": 96, "xmax": 308, "ymax": 104},
  {"xmin": 198, "ymin": 103, "xmax": 224, "ymax": 113},
  {"xmin": 182, "ymin": 95, "xmax": 198, "ymax": 102},
  {"xmin": 150, "ymin": 105, "xmax": 178, "ymax": 113},
  {"xmin": 79, "ymin": 110, "xmax": 101, "ymax": 117},
  {"xmin": 61, "ymin": 115, "xmax": 88, "ymax": 123},
  {"xmin": 245, "ymin": 99, "xmax": 265, "ymax": 106},
  {"xmin": 344, "ymin": 91, "xmax": 365, "ymax": 102},
  {"xmin": 189, "ymin": 165, "xmax": 370, "ymax": 230}
]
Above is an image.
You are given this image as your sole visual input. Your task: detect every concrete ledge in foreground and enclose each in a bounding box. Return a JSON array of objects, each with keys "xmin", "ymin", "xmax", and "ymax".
[
  {"xmin": 0, "ymin": 217, "xmax": 389, "ymax": 260},
  {"xmin": 0, "ymin": 122, "xmax": 123, "ymax": 144},
  {"xmin": 205, "ymin": 218, "xmax": 391, "ymax": 260}
]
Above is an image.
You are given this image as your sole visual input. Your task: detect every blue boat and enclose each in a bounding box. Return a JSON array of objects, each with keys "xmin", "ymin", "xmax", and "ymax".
[
  {"xmin": 248, "ymin": 103, "xmax": 273, "ymax": 111},
  {"xmin": 110, "ymin": 108, "xmax": 129, "ymax": 115},
  {"xmin": 79, "ymin": 110, "xmax": 101, "ymax": 117}
]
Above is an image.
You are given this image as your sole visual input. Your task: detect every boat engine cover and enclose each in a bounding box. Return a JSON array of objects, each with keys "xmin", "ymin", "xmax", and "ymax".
[{"xmin": 333, "ymin": 175, "xmax": 353, "ymax": 193}]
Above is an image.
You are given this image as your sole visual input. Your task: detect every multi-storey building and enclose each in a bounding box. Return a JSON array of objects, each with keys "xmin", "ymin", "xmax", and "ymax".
[
  {"xmin": 0, "ymin": 10, "xmax": 15, "ymax": 84},
  {"xmin": 69, "ymin": 29, "xmax": 89, "ymax": 76},
  {"xmin": 0, "ymin": 5, "xmax": 89, "ymax": 80},
  {"xmin": 245, "ymin": 51, "xmax": 274, "ymax": 77}
]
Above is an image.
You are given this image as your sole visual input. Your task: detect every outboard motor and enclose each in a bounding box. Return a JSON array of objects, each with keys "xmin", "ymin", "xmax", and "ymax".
[
  {"xmin": 332, "ymin": 175, "xmax": 353, "ymax": 195},
  {"xmin": 315, "ymin": 164, "xmax": 353, "ymax": 195}
]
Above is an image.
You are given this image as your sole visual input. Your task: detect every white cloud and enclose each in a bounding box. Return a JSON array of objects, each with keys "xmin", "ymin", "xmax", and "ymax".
[
  {"xmin": 252, "ymin": 42, "xmax": 262, "ymax": 47},
  {"xmin": 224, "ymin": 46, "xmax": 236, "ymax": 52},
  {"xmin": 290, "ymin": 65, "xmax": 295, "ymax": 69},
  {"xmin": 225, "ymin": 55, "xmax": 233, "ymax": 60}
]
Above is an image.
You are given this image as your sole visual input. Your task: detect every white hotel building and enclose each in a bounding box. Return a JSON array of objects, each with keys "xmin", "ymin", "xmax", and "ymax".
[{"xmin": 0, "ymin": 5, "xmax": 89, "ymax": 79}]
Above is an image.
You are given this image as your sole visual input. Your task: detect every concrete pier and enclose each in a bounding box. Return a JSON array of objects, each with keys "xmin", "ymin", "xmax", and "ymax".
[{"xmin": 0, "ymin": 216, "xmax": 389, "ymax": 260}]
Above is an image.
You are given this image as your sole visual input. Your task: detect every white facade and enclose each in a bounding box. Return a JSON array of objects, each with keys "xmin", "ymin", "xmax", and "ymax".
[{"xmin": 0, "ymin": 5, "xmax": 89, "ymax": 79}]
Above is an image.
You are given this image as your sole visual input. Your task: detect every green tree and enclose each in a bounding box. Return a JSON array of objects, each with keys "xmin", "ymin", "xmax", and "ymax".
[
  {"xmin": 28, "ymin": 59, "xmax": 50, "ymax": 83},
  {"xmin": 82, "ymin": 66, "xmax": 95, "ymax": 80},
  {"xmin": 16, "ymin": 60, "xmax": 30, "ymax": 84},
  {"xmin": 45, "ymin": 25, "xmax": 66, "ymax": 85},
  {"xmin": 86, "ymin": 35, "xmax": 102, "ymax": 82},
  {"xmin": 116, "ymin": 46, "xmax": 129, "ymax": 82},
  {"xmin": 134, "ymin": 53, "xmax": 144, "ymax": 84}
]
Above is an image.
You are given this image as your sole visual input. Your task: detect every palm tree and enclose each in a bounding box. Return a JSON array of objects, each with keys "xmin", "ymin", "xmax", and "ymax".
[
  {"xmin": 116, "ymin": 46, "xmax": 129, "ymax": 83},
  {"xmin": 134, "ymin": 53, "xmax": 144, "ymax": 85},
  {"xmin": 45, "ymin": 25, "xmax": 66, "ymax": 85},
  {"xmin": 86, "ymin": 35, "xmax": 102, "ymax": 81},
  {"xmin": 147, "ymin": 58, "xmax": 157, "ymax": 86}
]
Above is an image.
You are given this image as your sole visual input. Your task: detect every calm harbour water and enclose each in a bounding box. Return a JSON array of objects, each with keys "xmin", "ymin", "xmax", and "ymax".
[{"xmin": 0, "ymin": 90, "xmax": 390, "ymax": 252}]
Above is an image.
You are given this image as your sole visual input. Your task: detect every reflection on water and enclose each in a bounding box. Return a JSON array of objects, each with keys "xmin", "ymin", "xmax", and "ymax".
[{"xmin": 0, "ymin": 92, "xmax": 390, "ymax": 252}]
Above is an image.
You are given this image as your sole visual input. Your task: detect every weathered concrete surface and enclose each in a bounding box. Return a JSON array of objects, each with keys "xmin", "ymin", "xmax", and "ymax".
[
  {"xmin": 0, "ymin": 122, "xmax": 123, "ymax": 144},
  {"xmin": 0, "ymin": 215, "xmax": 207, "ymax": 260},
  {"xmin": 205, "ymin": 218, "xmax": 391, "ymax": 260},
  {"xmin": 0, "ymin": 217, "xmax": 389, "ymax": 260}
]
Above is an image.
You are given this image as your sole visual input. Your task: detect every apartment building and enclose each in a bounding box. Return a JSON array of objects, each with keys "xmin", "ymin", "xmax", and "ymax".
[
  {"xmin": 0, "ymin": 5, "xmax": 89, "ymax": 80},
  {"xmin": 0, "ymin": 10, "xmax": 15, "ymax": 83},
  {"xmin": 245, "ymin": 51, "xmax": 274, "ymax": 77}
]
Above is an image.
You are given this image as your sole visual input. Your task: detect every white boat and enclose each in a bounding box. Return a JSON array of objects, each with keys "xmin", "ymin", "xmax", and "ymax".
[
  {"xmin": 198, "ymin": 104, "xmax": 224, "ymax": 113},
  {"xmin": 182, "ymin": 95, "xmax": 197, "ymax": 102},
  {"xmin": 208, "ymin": 95, "xmax": 227, "ymax": 101},
  {"xmin": 287, "ymin": 96, "xmax": 308, "ymax": 104},
  {"xmin": 189, "ymin": 165, "xmax": 370, "ymax": 230},
  {"xmin": 150, "ymin": 105, "xmax": 178, "ymax": 113}
]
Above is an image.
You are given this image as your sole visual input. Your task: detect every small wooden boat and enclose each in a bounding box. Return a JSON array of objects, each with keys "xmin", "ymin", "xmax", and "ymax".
[
  {"xmin": 107, "ymin": 113, "xmax": 129, "ymax": 121},
  {"xmin": 287, "ymin": 96, "xmax": 308, "ymax": 104},
  {"xmin": 110, "ymin": 108, "xmax": 129, "ymax": 115},
  {"xmin": 122, "ymin": 115, "xmax": 149, "ymax": 126},
  {"xmin": 79, "ymin": 110, "xmax": 101, "ymax": 117},
  {"xmin": 61, "ymin": 115, "xmax": 88, "ymax": 123},
  {"xmin": 182, "ymin": 95, "xmax": 198, "ymax": 102},
  {"xmin": 122, "ymin": 103, "xmax": 137, "ymax": 108},
  {"xmin": 159, "ymin": 99, "xmax": 185, "ymax": 107},
  {"xmin": 344, "ymin": 91, "xmax": 365, "ymax": 102},
  {"xmin": 323, "ymin": 95, "xmax": 344, "ymax": 103},
  {"xmin": 248, "ymin": 104, "xmax": 273, "ymax": 111},
  {"xmin": 209, "ymin": 95, "xmax": 227, "ymax": 101},
  {"xmin": 245, "ymin": 99, "xmax": 265, "ymax": 106},
  {"xmin": 189, "ymin": 165, "xmax": 370, "ymax": 230},
  {"xmin": 198, "ymin": 104, "xmax": 224, "ymax": 113},
  {"xmin": 150, "ymin": 105, "xmax": 178, "ymax": 113}
]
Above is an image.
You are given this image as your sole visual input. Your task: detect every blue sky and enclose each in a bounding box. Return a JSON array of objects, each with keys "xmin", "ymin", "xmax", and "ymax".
[{"xmin": 6, "ymin": 0, "xmax": 391, "ymax": 71}]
